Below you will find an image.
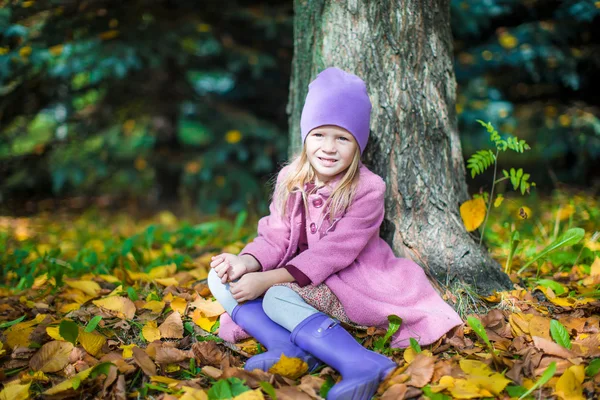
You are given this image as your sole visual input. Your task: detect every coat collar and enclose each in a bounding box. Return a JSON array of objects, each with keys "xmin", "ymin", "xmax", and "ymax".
[{"xmin": 304, "ymin": 160, "xmax": 364, "ymax": 198}]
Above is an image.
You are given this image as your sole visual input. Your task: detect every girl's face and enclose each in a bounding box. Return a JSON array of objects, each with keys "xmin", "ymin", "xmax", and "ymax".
[{"xmin": 304, "ymin": 125, "xmax": 358, "ymax": 183}]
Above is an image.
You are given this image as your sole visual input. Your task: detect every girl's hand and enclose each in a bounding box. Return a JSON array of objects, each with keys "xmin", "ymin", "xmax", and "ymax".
[
  {"xmin": 210, "ymin": 253, "xmax": 248, "ymax": 283},
  {"xmin": 229, "ymin": 272, "xmax": 271, "ymax": 302}
]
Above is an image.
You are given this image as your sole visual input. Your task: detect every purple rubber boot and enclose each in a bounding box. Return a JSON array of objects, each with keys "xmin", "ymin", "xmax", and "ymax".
[
  {"xmin": 231, "ymin": 298, "xmax": 321, "ymax": 373},
  {"xmin": 291, "ymin": 313, "xmax": 397, "ymax": 400}
]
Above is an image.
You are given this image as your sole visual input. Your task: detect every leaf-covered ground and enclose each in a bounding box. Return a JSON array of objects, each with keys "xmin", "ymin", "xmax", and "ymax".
[{"xmin": 0, "ymin": 190, "xmax": 599, "ymax": 399}]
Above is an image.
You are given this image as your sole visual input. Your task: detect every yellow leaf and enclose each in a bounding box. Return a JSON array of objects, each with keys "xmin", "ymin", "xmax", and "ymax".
[
  {"xmin": 78, "ymin": 329, "xmax": 106, "ymax": 356},
  {"xmin": 458, "ymin": 359, "xmax": 511, "ymax": 396},
  {"xmin": 557, "ymin": 205, "xmax": 575, "ymax": 221},
  {"xmin": 590, "ymin": 257, "xmax": 600, "ymax": 277},
  {"xmin": 180, "ymin": 386, "xmax": 209, "ymax": 400},
  {"xmin": 43, "ymin": 364, "xmax": 96, "ymax": 395},
  {"xmin": 150, "ymin": 375, "xmax": 181, "ymax": 387},
  {"xmin": 449, "ymin": 378, "xmax": 482, "ymax": 399},
  {"xmin": 429, "ymin": 375, "xmax": 455, "ymax": 393},
  {"xmin": 59, "ymin": 303, "xmax": 81, "ymax": 313},
  {"xmin": 93, "ymin": 296, "xmax": 136, "ymax": 320},
  {"xmin": 163, "ymin": 292, "xmax": 174, "ymax": 303},
  {"xmin": 142, "ymin": 321, "xmax": 161, "ymax": 342},
  {"xmin": 554, "ymin": 365, "xmax": 585, "ymax": 400},
  {"xmin": 127, "ymin": 271, "xmax": 151, "ymax": 282},
  {"xmin": 155, "ymin": 277, "xmax": 179, "ymax": 287},
  {"xmin": 158, "ymin": 312, "xmax": 184, "ymax": 339},
  {"xmin": 165, "ymin": 364, "xmax": 180, "ymax": 373},
  {"xmin": 45, "ymin": 326, "xmax": 65, "ymax": 341},
  {"xmin": 459, "ymin": 360, "xmax": 494, "ymax": 376},
  {"xmin": 189, "ymin": 297, "xmax": 225, "ymax": 318},
  {"xmin": 20, "ymin": 370, "xmax": 49, "ymax": 383},
  {"xmin": 0, "ymin": 342, "xmax": 5, "ymax": 357},
  {"xmin": 0, "ymin": 381, "xmax": 31, "ymax": 400},
  {"xmin": 268, "ymin": 354, "xmax": 308, "ymax": 379},
  {"xmin": 149, "ymin": 264, "xmax": 177, "ymax": 279},
  {"xmin": 191, "ymin": 309, "xmax": 218, "ymax": 331},
  {"xmin": 29, "ymin": 341, "xmax": 74, "ymax": 372},
  {"xmin": 234, "ymin": 389, "xmax": 265, "ymax": 400},
  {"xmin": 170, "ymin": 297, "xmax": 188, "ymax": 314},
  {"xmin": 189, "ymin": 267, "xmax": 208, "ymax": 280},
  {"xmin": 403, "ymin": 348, "xmax": 432, "ymax": 363},
  {"xmin": 121, "ymin": 344, "xmax": 136, "ymax": 358},
  {"xmin": 32, "ymin": 273, "xmax": 51, "ymax": 289},
  {"xmin": 65, "ymin": 280, "xmax": 102, "ymax": 297},
  {"xmin": 493, "ymin": 194, "xmax": 504, "ymax": 208},
  {"xmin": 143, "ymin": 300, "xmax": 165, "ymax": 314},
  {"xmin": 4, "ymin": 315, "xmax": 46, "ymax": 349},
  {"xmin": 98, "ymin": 274, "xmax": 121, "ymax": 283},
  {"xmin": 460, "ymin": 198, "xmax": 486, "ymax": 232}
]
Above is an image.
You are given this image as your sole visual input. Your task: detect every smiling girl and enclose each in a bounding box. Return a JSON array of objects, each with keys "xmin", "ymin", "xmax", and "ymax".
[{"xmin": 207, "ymin": 67, "xmax": 462, "ymax": 400}]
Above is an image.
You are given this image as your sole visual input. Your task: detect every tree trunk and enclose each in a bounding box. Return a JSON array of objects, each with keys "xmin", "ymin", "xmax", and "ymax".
[{"xmin": 288, "ymin": 0, "xmax": 512, "ymax": 295}]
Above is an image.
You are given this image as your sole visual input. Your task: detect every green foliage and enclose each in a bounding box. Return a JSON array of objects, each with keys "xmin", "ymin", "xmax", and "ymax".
[
  {"xmin": 517, "ymin": 227, "xmax": 585, "ymax": 274},
  {"xmin": 409, "ymin": 338, "xmax": 422, "ymax": 353},
  {"xmin": 467, "ymin": 316, "xmax": 494, "ymax": 354},
  {"xmin": 0, "ymin": 1, "xmax": 290, "ymax": 213},
  {"xmin": 453, "ymin": 1, "xmax": 600, "ymax": 185},
  {"xmin": 84, "ymin": 316, "xmax": 103, "ymax": 333},
  {"xmin": 373, "ymin": 315, "xmax": 402, "ymax": 354},
  {"xmin": 467, "ymin": 150, "xmax": 495, "ymax": 179},
  {"xmin": 207, "ymin": 377, "xmax": 251, "ymax": 399}
]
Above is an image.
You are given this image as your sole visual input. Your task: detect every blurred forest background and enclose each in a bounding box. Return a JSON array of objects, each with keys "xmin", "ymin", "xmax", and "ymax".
[{"xmin": 1, "ymin": 0, "xmax": 599, "ymax": 216}]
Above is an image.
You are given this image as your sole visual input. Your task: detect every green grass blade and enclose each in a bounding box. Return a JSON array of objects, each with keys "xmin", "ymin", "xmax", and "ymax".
[
  {"xmin": 467, "ymin": 316, "xmax": 491, "ymax": 350},
  {"xmin": 518, "ymin": 228, "xmax": 585, "ymax": 274},
  {"xmin": 518, "ymin": 361, "xmax": 556, "ymax": 399}
]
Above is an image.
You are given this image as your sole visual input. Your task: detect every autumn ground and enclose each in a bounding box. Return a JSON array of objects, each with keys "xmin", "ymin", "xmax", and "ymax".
[{"xmin": 0, "ymin": 189, "xmax": 599, "ymax": 400}]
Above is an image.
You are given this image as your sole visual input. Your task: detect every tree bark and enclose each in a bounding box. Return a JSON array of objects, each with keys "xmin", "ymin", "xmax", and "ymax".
[{"xmin": 288, "ymin": 0, "xmax": 512, "ymax": 295}]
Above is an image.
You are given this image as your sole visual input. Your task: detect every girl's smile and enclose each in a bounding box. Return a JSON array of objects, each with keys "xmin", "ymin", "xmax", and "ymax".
[{"xmin": 305, "ymin": 125, "xmax": 358, "ymax": 182}]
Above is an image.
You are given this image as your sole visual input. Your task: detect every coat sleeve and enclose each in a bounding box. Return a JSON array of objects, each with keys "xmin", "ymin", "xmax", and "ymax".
[
  {"xmin": 285, "ymin": 177, "xmax": 386, "ymax": 286},
  {"xmin": 239, "ymin": 165, "xmax": 293, "ymax": 271}
]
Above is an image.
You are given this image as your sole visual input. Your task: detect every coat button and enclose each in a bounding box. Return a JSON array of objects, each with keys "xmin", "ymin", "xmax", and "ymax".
[
  {"xmin": 313, "ymin": 198, "xmax": 324, "ymax": 208},
  {"xmin": 310, "ymin": 223, "xmax": 317, "ymax": 234}
]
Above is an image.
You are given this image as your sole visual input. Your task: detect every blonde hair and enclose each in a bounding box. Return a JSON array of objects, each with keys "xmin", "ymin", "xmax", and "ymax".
[{"xmin": 272, "ymin": 144, "xmax": 361, "ymax": 223}]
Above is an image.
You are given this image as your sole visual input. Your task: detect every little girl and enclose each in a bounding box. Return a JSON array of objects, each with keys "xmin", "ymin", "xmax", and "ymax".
[{"xmin": 208, "ymin": 67, "xmax": 462, "ymax": 400}]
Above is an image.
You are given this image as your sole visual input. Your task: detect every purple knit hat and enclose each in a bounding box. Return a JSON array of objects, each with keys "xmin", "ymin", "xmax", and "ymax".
[{"xmin": 300, "ymin": 67, "xmax": 372, "ymax": 154}]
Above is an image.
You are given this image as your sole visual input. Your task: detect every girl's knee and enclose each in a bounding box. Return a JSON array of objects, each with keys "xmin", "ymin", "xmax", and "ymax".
[
  {"xmin": 207, "ymin": 269, "xmax": 224, "ymax": 293},
  {"xmin": 262, "ymin": 286, "xmax": 290, "ymax": 320}
]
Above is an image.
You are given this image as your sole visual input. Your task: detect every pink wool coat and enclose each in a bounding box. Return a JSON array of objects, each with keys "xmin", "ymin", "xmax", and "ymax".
[{"xmin": 221, "ymin": 162, "xmax": 463, "ymax": 347}]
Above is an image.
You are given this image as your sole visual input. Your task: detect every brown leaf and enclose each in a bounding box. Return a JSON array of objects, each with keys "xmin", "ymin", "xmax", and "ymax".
[
  {"xmin": 297, "ymin": 374, "xmax": 325, "ymax": 399},
  {"xmin": 101, "ymin": 364, "xmax": 119, "ymax": 397},
  {"xmin": 158, "ymin": 311, "xmax": 184, "ymax": 339},
  {"xmin": 532, "ymin": 336, "xmax": 576, "ymax": 359},
  {"xmin": 110, "ymin": 374, "xmax": 127, "ymax": 400},
  {"xmin": 192, "ymin": 341, "xmax": 224, "ymax": 368},
  {"xmin": 404, "ymin": 354, "xmax": 434, "ymax": 387},
  {"xmin": 132, "ymin": 346, "xmax": 157, "ymax": 376},
  {"xmin": 381, "ymin": 384, "xmax": 408, "ymax": 400},
  {"xmin": 155, "ymin": 346, "xmax": 191, "ymax": 364},
  {"xmin": 221, "ymin": 366, "xmax": 274, "ymax": 389},
  {"xmin": 432, "ymin": 360, "xmax": 454, "ymax": 383},
  {"xmin": 201, "ymin": 366, "xmax": 223, "ymax": 380},
  {"xmin": 29, "ymin": 341, "xmax": 74, "ymax": 372},
  {"xmin": 274, "ymin": 386, "xmax": 313, "ymax": 400}
]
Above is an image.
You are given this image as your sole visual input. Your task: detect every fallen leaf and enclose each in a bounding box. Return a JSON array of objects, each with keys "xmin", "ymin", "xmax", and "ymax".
[
  {"xmin": 554, "ymin": 365, "xmax": 585, "ymax": 400},
  {"xmin": 180, "ymin": 386, "xmax": 209, "ymax": 400},
  {"xmin": 29, "ymin": 341, "xmax": 74, "ymax": 373},
  {"xmin": 381, "ymin": 384, "xmax": 408, "ymax": 400},
  {"xmin": 65, "ymin": 280, "xmax": 102, "ymax": 297},
  {"xmin": 93, "ymin": 296, "xmax": 136, "ymax": 320},
  {"xmin": 132, "ymin": 346, "xmax": 157, "ymax": 376},
  {"xmin": 191, "ymin": 309, "xmax": 218, "ymax": 331},
  {"xmin": 78, "ymin": 329, "xmax": 106, "ymax": 357},
  {"xmin": 233, "ymin": 389, "xmax": 264, "ymax": 399},
  {"xmin": 143, "ymin": 301, "xmax": 165, "ymax": 314},
  {"xmin": 170, "ymin": 297, "xmax": 188, "ymax": 314},
  {"xmin": 404, "ymin": 353, "xmax": 434, "ymax": 387},
  {"xmin": 155, "ymin": 277, "xmax": 179, "ymax": 287},
  {"xmin": 192, "ymin": 341, "xmax": 223, "ymax": 368},
  {"xmin": 142, "ymin": 320, "xmax": 161, "ymax": 342},
  {"xmin": 268, "ymin": 354, "xmax": 308, "ymax": 379},
  {"xmin": 158, "ymin": 311, "xmax": 184, "ymax": 339},
  {"xmin": 0, "ymin": 381, "xmax": 31, "ymax": 400},
  {"xmin": 120, "ymin": 344, "xmax": 136, "ymax": 358},
  {"xmin": 189, "ymin": 297, "xmax": 225, "ymax": 317},
  {"xmin": 155, "ymin": 345, "xmax": 190, "ymax": 364}
]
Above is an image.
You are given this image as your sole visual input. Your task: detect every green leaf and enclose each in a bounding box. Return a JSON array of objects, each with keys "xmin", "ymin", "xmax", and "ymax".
[
  {"xmin": 550, "ymin": 319, "xmax": 571, "ymax": 349},
  {"xmin": 0, "ymin": 315, "xmax": 26, "ymax": 329},
  {"xmin": 59, "ymin": 320, "xmax": 79, "ymax": 345},
  {"xmin": 228, "ymin": 377, "xmax": 251, "ymax": 397},
  {"xmin": 207, "ymin": 379, "xmax": 232, "ymax": 400},
  {"xmin": 467, "ymin": 316, "xmax": 491, "ymax": 350},
  {"xmin": 127, "ymin": 287, "xmax": 138, "ymax": 301},
  {"xmin": 409, "ymin": 338, "xmax": 422, "ymax": 353},
  {"xmin": 259, "ymin": 382, "xmax": 277, "ymax": 400},
  {"xmin": 505, "ymin": 230, "xmax": 521, "ymax": 273},
  {"xmin": 320, "ymin": 375, "xmax": 335, "ymax": 399},
  {"xmin": 375, "ymin": 315, "xmax": 402, "ymax": 352},
  {"xmin": 84, "ymin": 316, "xmax": 102, "ymax": 333},
  {"xmin": 422, "ymin": 385, "xmax": 452, "ymax": 400},
  {"xmin": 585, "ymin": 358, "xmax": 600, "ymax": 377},
  {"xmin": 505, "ymin": 385, "xmax": 528, "ymax": 397},
  {"xmin": 518, "ymin": 228, "xmax": 585, "ymax": 274},
  {"xmin": 536, "ymin": 279, "xmax": 566, "ymax": 295},
  {"xmin": 519, "ymin": 362, "xmax": 556, "ymax": 400}
]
